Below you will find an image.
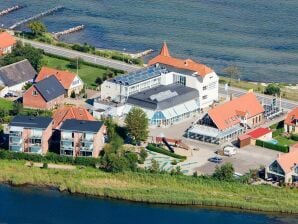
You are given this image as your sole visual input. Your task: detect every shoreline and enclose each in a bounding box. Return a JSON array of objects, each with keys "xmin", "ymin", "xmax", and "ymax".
[
  {"xmin": 1, "ymin": 160, "xmax": 297, "ymax": 215},
  {"xmin": 2, "ymin": 182, "xmax": 297, "ymax": 217}
]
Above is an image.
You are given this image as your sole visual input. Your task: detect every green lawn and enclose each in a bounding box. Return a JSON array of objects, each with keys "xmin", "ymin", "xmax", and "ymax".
[
  {"xmin": 274, "ymin": 136, "xmax": 297, "ymax": 146},
  {"xmin": 41, "ymin": 55, "xmax": 108, "ymax": 87},
  {"xmin": 0, "ymin": 98, "xmax": 13, "ymax": 110},
  {"xmin": 0, "ymin": 159, "xmax": 298, "ymax": 213}
]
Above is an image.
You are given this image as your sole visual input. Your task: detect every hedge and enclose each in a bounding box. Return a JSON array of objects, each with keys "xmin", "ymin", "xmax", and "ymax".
[
  {"xmin": 146, "ymin": 144, "xmax": 186, "ymax": 160},
  {"xmin": 291, "ymin": 134, "xmax": 298, "ymax": 141},
  {"xmin": 255, "ymin": 140, "xmax": 289, "ymax": 153},
  {"xmin": 0, "ymin": 150, "xmax": 101, "ymax": 167}
]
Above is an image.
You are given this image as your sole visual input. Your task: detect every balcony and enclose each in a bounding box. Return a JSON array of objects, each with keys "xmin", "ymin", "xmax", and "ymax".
[
  {"xmin": 80, "ymin": 146, "xmax": 93, "ymax": 152},
  {"xmin": 9, "ymin": 131, "xmax": 22, "ymax": 137},
  {"xmin": 29, "ymin": 146, "xmax": 42, "ymax": 154},
  {"xmin": 60, "ymin": 149, "xmax": 74, "ymax": 156},
  {"xmin": 9, "ymin": 145, "xmax": 22, "ymax": 152},
  {"xmin": 9, "ymin": 136, "xmax": 22, "ymax": 145}
]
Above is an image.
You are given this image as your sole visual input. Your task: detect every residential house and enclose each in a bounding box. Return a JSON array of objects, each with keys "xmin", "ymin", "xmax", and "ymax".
[
  {"xmin": 0, "ymin": 59, "xmax": 37, "ymax": 97},
  {"xmin": 284, "ymin": 107, "xmax": 298, "ymax": 134},
  {"xmin": 36, "ymin": 67, "xmax": 84, "ymax": 97},
  {"xmin": 8, "ymin": 116, "xmax": 53, "ymax": 154},
  {"xmin": 52, "ymin": 106, "xmax": 95, "ymax": 129},
  {"xmin": 265, "ymin": 144, "xmax": 298, "ymax": 183},
  {"xmin": 23, "ymin": 75, "xmax": 66, "ymax": 110},
  {"xmin": 60, "ymin": 119, "xmax": 106, "ymax": 157},
  {"xmin": 0, "ymin": 31, "xmax": 16, "ymax": 55},
  {"xmin": 187, "ymin": 92, "xmax": 265, "ymax": 144}
]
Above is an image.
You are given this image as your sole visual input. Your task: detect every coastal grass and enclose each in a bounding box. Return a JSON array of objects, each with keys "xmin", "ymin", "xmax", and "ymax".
[
  {"xmin": 1, "ymin": 160, "xmax": 298, "ymax": 214},
  {"xmin": 0, "ymin": 98, "xmax": 13, "ymax": 110},
  {"xmin": 41, "ymin": 55, "xmax": 107, "ymax": 87}
]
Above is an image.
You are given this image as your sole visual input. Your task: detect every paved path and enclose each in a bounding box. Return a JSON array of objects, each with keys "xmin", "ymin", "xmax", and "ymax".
[{"xmin": 19, "ymin": 38, "xmax": 141, "ymax": 72}]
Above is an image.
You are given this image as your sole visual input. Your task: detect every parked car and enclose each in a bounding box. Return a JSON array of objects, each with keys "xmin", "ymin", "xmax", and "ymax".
[
  {"xmin": 223, "ymin": 145, "xmax": 237, "ymax": 156},
  {"xmin": 208, "ymin": 156, "xmax": 223, "ymax": 164}
]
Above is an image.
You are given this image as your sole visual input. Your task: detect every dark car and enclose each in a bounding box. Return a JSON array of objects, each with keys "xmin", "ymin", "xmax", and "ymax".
[{"xmin": 208, "ymin": 156, "xmax": 223, "ymax": 164}]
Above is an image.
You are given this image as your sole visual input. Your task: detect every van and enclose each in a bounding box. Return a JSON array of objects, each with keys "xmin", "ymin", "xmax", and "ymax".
[{"xmin": 223, "ymin": 145, "xmax": 236, "ymax": 156}]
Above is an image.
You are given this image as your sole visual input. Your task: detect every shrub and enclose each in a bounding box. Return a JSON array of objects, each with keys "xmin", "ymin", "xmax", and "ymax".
[
  {"xmin": 146, "ymin": 144, "xmax": 186, "ymax": 160},
  {"xmin": 213, "ymin": 163, "xmax": 235, "ymax": 181},
  {"xmin": 291, "ymin": 134, "xmax": 298, "ymax": 141},
  {"xmin": 256, "ymin": 140, "xmax": 289, "ymax": 153}
]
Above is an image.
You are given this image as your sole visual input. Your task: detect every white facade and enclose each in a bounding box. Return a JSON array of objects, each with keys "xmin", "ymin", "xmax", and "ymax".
[
  {"xmin": 0, "ymin": 80, "xmax": 33, "ymax": 97},
  {"xmin": 101, "ymin": 66, "xmax": 219, "ymax": 109}
]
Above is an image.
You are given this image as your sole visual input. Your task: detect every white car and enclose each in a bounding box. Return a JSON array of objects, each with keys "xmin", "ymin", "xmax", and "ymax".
[{"xmin": 223, "ymin": 145, "xmax": 236, "ymax": 156}]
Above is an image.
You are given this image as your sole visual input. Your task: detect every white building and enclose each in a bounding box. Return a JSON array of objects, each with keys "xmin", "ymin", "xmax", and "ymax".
[
  {"xmin": 0, "ymin": 59, "xmax": 37, "ymax": 97},
  {"xmin": 99, "ymin": 43, "xmax": 219, "ymax": 126}
]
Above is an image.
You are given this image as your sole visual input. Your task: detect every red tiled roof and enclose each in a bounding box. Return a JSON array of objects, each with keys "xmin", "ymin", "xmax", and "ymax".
[
  {"xmin": 284, "ymin": 107, "xmax": 298, "ymax": 126},
  {"xmin": 148, "ymin": 42, "xmax": 213, "ymax": 77},
  {"xmin": 36, "ymin": 67, "xmax": 77, "ymax": 89},
  {"xmin": 247, "ymin": 128, "xmax": 272, "ymax": 139},
  {"xmin": 208, "ymin": 92, "xmax": 264, "ymax": 131},
  {"xmin": 277, "ymin": 145, "xmax": 298, "ymax": 173},
  {"xmin": 0, "ymin": 32, "xmax": 16, "ymax": 49},
  {"xmin": 52, "ymin": 106, "xmax": 95, "ymax": 129}
]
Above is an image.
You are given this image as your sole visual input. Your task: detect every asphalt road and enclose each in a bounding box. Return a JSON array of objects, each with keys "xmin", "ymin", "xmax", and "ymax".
[
  {"xmin": 19, "ymin": 38, "xmax": 141, "ymax": 72},
  {"xmin": 21, "ymin": 38, "xmax": 297, "ymax": 111}
]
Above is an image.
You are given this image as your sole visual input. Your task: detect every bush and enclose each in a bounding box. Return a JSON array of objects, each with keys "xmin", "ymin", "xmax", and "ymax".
[
  {"xmin": 213, "ymin": 163, "xmax": 235, "ymax": 181},
  {"xmin": 146, "ymin": 144, "xmax": 186, "ymax": 160},
  {"xmin": 256, "ymin": 140, "xmax": 289, "ymax": 153},
  {"xmin": 0, "ymin": 150, "xmax": 101, "ymax": 167},
  {"xmin": 291, "ymin": 134, "xmax": 298, "ymax": 141}
]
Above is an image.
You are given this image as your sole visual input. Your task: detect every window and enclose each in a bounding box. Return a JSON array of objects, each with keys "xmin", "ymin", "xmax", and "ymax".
[
  {"xmin": 203, "ymin": 86, "xmax": 207, "ymax": 91},
  {"xmin": 203, "ymin": 95, "xmax": 208, "ymax": 100},
  {"xmin": 32, "ymin": 90, "xmax": 38, "ymax": 96}
]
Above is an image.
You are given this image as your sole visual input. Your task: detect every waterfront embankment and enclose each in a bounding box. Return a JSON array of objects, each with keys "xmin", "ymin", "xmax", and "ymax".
[{"xmin": 1, "ymin": 160, "xmax": 297, "ymax": 214}]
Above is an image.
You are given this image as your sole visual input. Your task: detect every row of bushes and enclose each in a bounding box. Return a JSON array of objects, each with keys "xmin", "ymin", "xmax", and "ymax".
[
  {"xmin": 146, "ymin": 144, "xmax": 186, "ymax": 160},
  {"xmin": 0, "ymin": 150, "xmax": 101, "ymax": 167},
  {"xmin": 256, "ymin": 140, "xmax": 289, "ymax": 153}
]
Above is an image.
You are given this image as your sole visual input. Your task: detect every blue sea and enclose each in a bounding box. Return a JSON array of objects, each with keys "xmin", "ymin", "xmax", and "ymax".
[
  {"xmin": 0, "ymin": 185, "xmax": 297, "ymax": 224},
  {"xmin": 0, "ymin": 0, "xmax": 297, "ymax": 83}
]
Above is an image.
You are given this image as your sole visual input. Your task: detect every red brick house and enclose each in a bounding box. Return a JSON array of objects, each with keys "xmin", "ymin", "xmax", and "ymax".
[{"xmin": 23, "ymin": 76, "xmax": 66, "ymax": 110}]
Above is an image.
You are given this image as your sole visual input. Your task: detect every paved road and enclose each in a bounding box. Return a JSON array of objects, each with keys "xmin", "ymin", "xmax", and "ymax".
[
  {"xmin": 19, "ymin": 38, "xmax": 141, "ymax": 72},
  {"xmin": 22, "ymin": 38, "xmax": 297, "ymax": 110},
  {"xmin": 219, "ymin": 85, "xmax": 298, "ymax": 111}
]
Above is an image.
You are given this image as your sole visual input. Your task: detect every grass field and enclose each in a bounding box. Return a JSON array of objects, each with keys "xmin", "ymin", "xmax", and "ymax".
[
  {"xmin": 0, "ymin": 98, "xmax": 13, "ymax": 110},
  {"xmin": 274, "ymin": 136, "xmax": 297, "ymax": 146},
  {"xmin": 1, "ymin": 159, "xmax": 298, "ymax": 214},
  {"xmin": 41, "ymin": 55, "xmax": 108, "ymax": 87}
]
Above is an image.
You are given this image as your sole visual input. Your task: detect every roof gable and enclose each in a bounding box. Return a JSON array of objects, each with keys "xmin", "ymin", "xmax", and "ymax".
[
  {"xmin": 208, "ymin": 93, "xmax": 264, "ymax": 130},
  {"xmin": 52, "ymin": 106, "xmax": 95, "ymax": 128},
  {"xmin": 285, "ymin": 107, "xmax": 298, "ymax": 126},
  {"xmin": 0, "ymin": 59, "xmax": 36, "ymax": 87},
  {"xmin": 36, "ymin": 67, "xmax": 77, "ymax": 89},
  {"xmin": 34, "ymin": 76, "xmax": 66, "ymax": 102},
  {"xmin": 0, "ymin": 32, "xmax": 16, "ymax": 49},
  {"xmin": 148, "ymin": 43, "xmax": 213, "ymax": 77}
]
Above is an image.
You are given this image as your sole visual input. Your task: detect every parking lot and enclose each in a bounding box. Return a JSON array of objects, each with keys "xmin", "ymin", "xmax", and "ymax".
[{"xmin": 149, "ymin": 117, "xmax": 279, "ymax": 176}]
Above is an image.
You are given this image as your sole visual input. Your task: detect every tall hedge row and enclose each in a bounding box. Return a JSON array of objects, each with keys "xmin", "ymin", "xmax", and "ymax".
[
  {"xmin": 0, "ymin": 150, "xmax": 101, "ymax": 167},
  {"xmin": 255, "ymin": 140, "xmax": 289, "ymax": 153},
  {"xmin": 146, "ymin": 144, "xmax": 186, "ymax": 160}
]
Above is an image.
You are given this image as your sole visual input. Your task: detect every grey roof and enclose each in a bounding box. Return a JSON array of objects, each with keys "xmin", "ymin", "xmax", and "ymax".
[
  {"xmin": 111, "ymin": 65, "xmax": 167, "ymax": 86},
  {"xmin": 60, "ymin": 119, "xmax": 104, "ymax": 133},
  {"xmin": 0, "ymin": 59, "xmax": 36, "ymax": 87},
  {"xmin": 35, "ymin": 76, "xmax": 66, "ymax": 102},
  {"xmin": 127, "ymin": 84, "xmax": 199, "ymax": 110},
  {"xmin": 10, "ymin": 116, "xmax": 52, "ymax": 129}
]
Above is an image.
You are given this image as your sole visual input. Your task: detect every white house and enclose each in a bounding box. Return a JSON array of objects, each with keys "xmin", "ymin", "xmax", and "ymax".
[{"xmin": 0, "ymin": 59, "xmax": 37, "ymax": 97}]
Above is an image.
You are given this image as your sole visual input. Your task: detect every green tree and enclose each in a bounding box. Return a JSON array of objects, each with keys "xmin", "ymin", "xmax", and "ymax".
[
  {"xmin": 223, "ymin": 66, "xmax": 241, "ymax": 83},
  {"xmin": 264, "ymin": 84, "xmax": 281, "ymax": 96},
  {"xmin": 213, "ymin": 163, "xmax": 235, "ymax": 181},
  {"xmin": 68, "ymin": 57, "xmax": 82, "ymax": 70},
  {"xmin": 27, "ymin": 21, "xmax": 47, "ymax": 37},
  {"xmin": 125, "ymin": 107, "xmax": 149, "ymax": 144},
  {"xmin": 95, "ymin": 77, "xmax": 103, "ymax": 85}
]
